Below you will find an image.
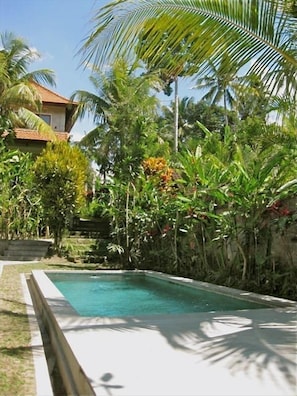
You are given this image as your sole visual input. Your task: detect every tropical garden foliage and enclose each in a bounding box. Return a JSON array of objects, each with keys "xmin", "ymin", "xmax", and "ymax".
[
  {"xmin": 93, "ymin": 125, "xmax": 297, "ymax": 298},
  {"xmin": 0, "ymin": 0, "xmax": 296, "ymax": 299},
  {"xmin": 0, "ymin": 139, "xmax": 89, "ymax": 249},
  {"xmin": 75, "ymin": 0, "xmax": 297, "ymax": 299}
]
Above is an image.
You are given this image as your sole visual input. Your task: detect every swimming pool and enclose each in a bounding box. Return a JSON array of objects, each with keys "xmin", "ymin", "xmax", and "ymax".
[
  {"xmin": 28, "ymin": 270, "xmax": 296, "ymax": 396},
  {"xmin": 47, "ymin": 272, "xmax": 270, "ymax": 317}
]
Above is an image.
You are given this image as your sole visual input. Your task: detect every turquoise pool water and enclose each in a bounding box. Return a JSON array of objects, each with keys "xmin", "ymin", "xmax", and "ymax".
[{"xmin": 47, "ymin": 273, "xmax": 269, "ymax": 317}]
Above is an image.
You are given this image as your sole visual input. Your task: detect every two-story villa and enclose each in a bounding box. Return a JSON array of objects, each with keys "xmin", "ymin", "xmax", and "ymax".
[{"xmin": 6, "ymin": 82, "xmax": 77, "ymax": 155}]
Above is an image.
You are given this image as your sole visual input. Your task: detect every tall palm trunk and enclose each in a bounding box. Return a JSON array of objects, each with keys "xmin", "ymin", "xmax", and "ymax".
[
  {"xmin": 223, "ymin": 89, "xmax": 229, "ymax": 127},
  {"xmin": 174, "ymin": 77, "xmax": 179, "ymax": 152}
]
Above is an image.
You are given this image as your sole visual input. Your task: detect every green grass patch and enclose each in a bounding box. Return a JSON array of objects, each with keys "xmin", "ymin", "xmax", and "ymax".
[{"xmin": 0, "ymin": 258, "xmax": 92, "ymax": 395}]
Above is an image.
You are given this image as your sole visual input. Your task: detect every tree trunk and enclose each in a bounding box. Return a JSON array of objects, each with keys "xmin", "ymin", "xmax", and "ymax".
[
  {"xmin": 223, "ymin": 89, "xmax": 229, "ymax": 127},
  {"xmin": 174, "ymin": 77, "xmax": 179, "ymax": 152}
]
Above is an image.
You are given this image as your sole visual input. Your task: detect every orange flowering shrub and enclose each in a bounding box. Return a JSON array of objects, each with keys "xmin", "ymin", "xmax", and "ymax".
[
  {"xmin": 142, "ymin": 157, "xmax": 175, "ymax": 191},
  {"xmin": 142, "ymin": 157, "xmax": 168, "ymax": 176}
]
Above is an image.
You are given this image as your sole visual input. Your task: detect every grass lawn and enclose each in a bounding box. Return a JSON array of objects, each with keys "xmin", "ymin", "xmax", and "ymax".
[{"xmin": 0, "ymin": 257, "xmax": 91, "ymax": 396}]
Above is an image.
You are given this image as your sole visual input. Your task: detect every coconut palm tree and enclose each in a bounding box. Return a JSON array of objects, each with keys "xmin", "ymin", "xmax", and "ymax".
[
  {"xmin": 80, "ymin": 0, "xmax": 296, "ymax": 105},
  {"xmin": 72, "ymin": 59, "xmax": 165, "ymax": 179},
  {"xmin": 233, "ymin": 73, "xmax": 272, "ymax": 121},
  {"xmin": 136, "ymin": 24, "xmax": 196, "ymax": 151},
  {"xmin": 0, "ymin": 32, "xmax": 55, "ymax": 136},
  {"xmin": 193, "ymin": 54, "xmax": 242, "ymax": 126}
]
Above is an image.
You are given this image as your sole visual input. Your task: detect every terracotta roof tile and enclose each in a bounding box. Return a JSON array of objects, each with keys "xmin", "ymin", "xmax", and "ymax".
[
  {"xmin": 14, "ymin": 128, "xmax": 69, "ymax": 142},
  {"xmin": 31, "ymin": 81, "xmax": 76, "ymax": 105}
]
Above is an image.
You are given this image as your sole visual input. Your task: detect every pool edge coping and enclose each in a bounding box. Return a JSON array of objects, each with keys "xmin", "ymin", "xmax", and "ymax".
[
  {"xmin": 35, "ymin": 268, "xmax": 297, "ymax": 311},
  {"xmin": 20, "ymin": 273, "xmax": 53, "ymax": 396},
  {"xmin": 30, "ymin": 268, "xmax": 297, "ymax": 330}
]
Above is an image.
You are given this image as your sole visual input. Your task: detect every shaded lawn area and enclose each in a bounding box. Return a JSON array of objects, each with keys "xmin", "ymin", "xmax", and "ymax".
[{"xmin": 0, "ymin": 259, "xmax": 91, "ymax": 396}]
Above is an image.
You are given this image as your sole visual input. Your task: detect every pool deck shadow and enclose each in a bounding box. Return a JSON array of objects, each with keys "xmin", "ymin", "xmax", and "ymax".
[{"xmin": 55, "ymin": 307, "xmax": 297, "ymax": 395}]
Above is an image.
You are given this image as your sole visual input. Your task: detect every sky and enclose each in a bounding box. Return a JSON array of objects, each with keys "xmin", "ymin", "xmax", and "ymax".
[{"xmin": 0, "ymin": 0, "xmax": 200, "ymax": 142}]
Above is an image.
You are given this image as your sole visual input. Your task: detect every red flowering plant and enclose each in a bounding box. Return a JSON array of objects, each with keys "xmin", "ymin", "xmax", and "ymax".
[
  {"xmin": 266, "ymin": 198, "xmax": 297, "ymax": 232},
  {"xmin": 267, "ymin": 200, "xmax": 292, "ymax": 217}
]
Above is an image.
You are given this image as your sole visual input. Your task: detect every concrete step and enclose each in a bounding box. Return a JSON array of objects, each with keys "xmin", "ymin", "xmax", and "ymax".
[
  {"xmin": 1, "ymin": 256, "xmax": 42, "ymax": 262},
  {"xmin": 0, "ymin": 240, "xmax": 52, "ymax": 262}
]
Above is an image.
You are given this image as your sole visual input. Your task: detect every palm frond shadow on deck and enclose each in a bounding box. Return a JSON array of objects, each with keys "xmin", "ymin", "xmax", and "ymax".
[{"xmin": 63, "ymin": 307, "xmax": 296, "ymax": 387}]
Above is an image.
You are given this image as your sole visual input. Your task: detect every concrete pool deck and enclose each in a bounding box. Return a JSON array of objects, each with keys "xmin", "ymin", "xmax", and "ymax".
[
  {"xmin": 61, "ymin": 307, "xmax": 297, "ymax": 396},
  {"xmin": 29, "ymin": 270, "xmax": 297, "ymax": 396}
]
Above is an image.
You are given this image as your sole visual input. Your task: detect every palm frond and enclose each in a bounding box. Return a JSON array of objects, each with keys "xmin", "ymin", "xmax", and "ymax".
[
  {"xmin": 1, "ymin": 82, "xmax": 42, "ymax": 111},
  {"xmin": 71, "ymin": 90, "xmax": 108, "ymax": 123},
  {"xmin": 80, "ymin": 0, "xmax": 296, "ymax": 97},
  {"xmin": 25, "ymin": 69, "xmax": 56, "ymax": 87},
  {"xmin": 16, "ymin": 108, "xmax": 57, "ymax": 140},
  {"xmin": 79, "ymin": 125, "xmax": 105, "ymax": 147}
]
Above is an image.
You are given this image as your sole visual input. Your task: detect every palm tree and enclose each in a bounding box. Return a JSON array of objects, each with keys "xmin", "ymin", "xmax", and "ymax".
[
  {"xmin": 158, "ymin": 97, "xmax": 238, "ymax": 147},
  {"xmin": 193, "ymin": 54, "xmax": 241, "ymax": 126},
  {"xmin": 72, "ymin": 59, "xmax": 164, "ymax": 179},
  {"xmin": 80, "ymin": 0, "xmax": 296, "ymax": 105},
  {"xmin": 233, "ymin": 73, "xmax": 272, "ymax": 121},
  {"xmin": 136, "ymin": 24, "xmax": 195, "ymax": 152},
  {"xmin": 0, "ymin": 32, "xmax": 55, "ymax": 136}
]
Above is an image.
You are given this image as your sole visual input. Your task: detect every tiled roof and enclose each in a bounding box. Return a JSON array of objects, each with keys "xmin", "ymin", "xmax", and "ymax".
[
  {"xmin": 31, "ymin": 81, "xmax": 76, "ymax": 105},
  {"xmin": 14, "ymin": 128, "xmax": 69, "ymax": 142}
]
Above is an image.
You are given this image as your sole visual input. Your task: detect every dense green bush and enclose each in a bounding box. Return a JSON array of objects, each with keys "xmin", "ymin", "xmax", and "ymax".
[{"xmin": 33, "ymin": 141, "xmax": 89, "ymax": 250}]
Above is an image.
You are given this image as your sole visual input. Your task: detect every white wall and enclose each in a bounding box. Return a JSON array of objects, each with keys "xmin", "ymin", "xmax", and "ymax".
[{"xmin": 41, "ymin": 105, "xmax": 66, "ymax": 132}]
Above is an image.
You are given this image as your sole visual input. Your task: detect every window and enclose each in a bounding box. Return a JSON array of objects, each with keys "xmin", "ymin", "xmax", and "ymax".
[{"xmin": 37, "ymin": 114, "xmax": 51, "ymax": 125}]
